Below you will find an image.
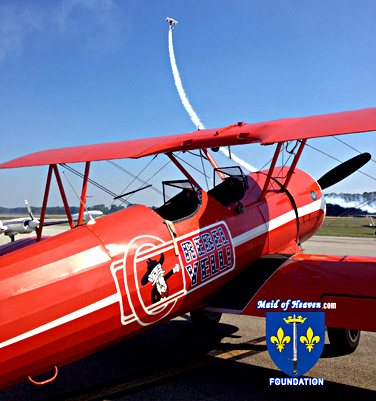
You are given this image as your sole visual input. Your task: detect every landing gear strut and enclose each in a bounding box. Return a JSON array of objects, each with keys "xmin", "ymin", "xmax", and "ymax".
[{"xmin": 190, "ymin": 308, "xmax": 222, "ymax": 330}]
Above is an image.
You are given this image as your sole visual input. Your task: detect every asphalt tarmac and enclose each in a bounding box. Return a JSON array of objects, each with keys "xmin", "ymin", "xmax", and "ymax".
[
  {"xmin": 303, "ymin": 235, "xmax": 376, "ymax": 257},
  {"xmin": 1, "ymin": 232, "xmax": 375, "ymax": 400}
]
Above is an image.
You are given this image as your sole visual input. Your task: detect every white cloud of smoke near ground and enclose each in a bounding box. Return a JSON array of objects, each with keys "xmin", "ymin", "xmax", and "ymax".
[
  {"xmin": 168, "ymin": 28, "xmax": 257, "ymax": 173},
  {"xmin": 325, "ymin": 193, "xmax": 376, "ymax": 214}
]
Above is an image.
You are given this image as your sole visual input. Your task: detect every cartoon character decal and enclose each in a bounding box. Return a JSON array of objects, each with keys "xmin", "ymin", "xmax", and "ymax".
[
  {"xmin": 141, "ymin": 253, "xmax": 180, "ymax": 304},
  {"xmin": 110, "ymin": 222, "xmax": 234, "ymax": 327},
  {"xmin": 111, "ymin": 235, "xmax": 186, "ymax": 327}
]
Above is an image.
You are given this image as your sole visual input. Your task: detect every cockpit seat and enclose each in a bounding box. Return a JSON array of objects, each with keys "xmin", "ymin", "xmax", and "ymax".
[{"xmin": 208, "ymin": 177, "xmax": 246, "ymax": 206}]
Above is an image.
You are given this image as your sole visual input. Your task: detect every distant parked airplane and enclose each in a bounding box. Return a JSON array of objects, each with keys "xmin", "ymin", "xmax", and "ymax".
[{"xmin": 0, "ymin": 200, "xmax": 103, "ymax": 241}]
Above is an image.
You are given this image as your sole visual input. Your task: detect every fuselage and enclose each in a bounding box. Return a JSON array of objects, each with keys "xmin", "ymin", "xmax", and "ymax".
[
  {"xmin": 0, "ymin": 218, "xmax": 36, "ymax": 238},
  {"xmin": 0, "ymin": 167, "xmax": 324, "ymax": 390}
]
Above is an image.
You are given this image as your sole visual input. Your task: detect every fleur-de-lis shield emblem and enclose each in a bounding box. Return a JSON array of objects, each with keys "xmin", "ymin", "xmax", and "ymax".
[
  {"xmin": 270, "ymin": 327, "xmax": 291, "ymax": 352},
  {"xmin": 266, "ymin": 312, "xmax": 325, "ymax": 377},
  {"xmin": 300, "ymin": 327, "xmax": 321, "ymax": 352}
]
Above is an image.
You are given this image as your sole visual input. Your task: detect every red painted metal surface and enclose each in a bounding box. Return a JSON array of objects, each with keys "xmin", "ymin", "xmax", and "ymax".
[
  {"xmin": 1, "ymin": 107, "xmax": 376, "ymax": 169},
  {"xmin": 0, "ymin": 143, "xmax": 374, "ymax": 392},
  {"xmin": 0, "ymin": 237, "xmax": 49, "ymax": 256},
  {"xmin": 260, "ymin": 142, "xmax": 282, "ymax": 201},
  {"xmin": 167, "ymin": 154, "xmax": 201, "ymax": 189},
  {"xmin": 282, "ymin": 139, "xmax": 306, "ymax": 190},
  {"xmin": 244, "ymin": 254, "xmax": 376, "ymax": 333},
  {"xmin": 78, "ymin": 162, "xmax": 91, "ymax": 226},
  {"xmin": 0, "ymin": 168, "xmax": 328, "ymax": 390},
  {"xmin": 53, "ymin": 165, "xmax": 74, "ymax": 229},
  {"xmin": 202, "ymin": 149, "xmax": 226, "ymax": 181},
  {"xmin": 36, "ymin": 165, "xmax": 53, "ymax": 242}
]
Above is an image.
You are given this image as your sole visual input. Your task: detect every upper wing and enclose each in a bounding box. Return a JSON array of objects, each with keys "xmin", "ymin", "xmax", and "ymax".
[{"xmin": 1, "ymin": 107, "xmax": 376, "ymax": 169}]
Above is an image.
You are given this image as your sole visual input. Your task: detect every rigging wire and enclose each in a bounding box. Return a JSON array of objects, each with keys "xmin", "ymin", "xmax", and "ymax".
[
  {"xmin": 187, "ymin": 150, "xmax": 208, "ymax": 160},
  {"xmin": 304, "ymin": 142, "xmax": 376, "ymax": 183},
  {"xmin": 174, "ymin": 154, "xmax": 213, "ymax": 181},
  {"xmin": 253, "ymin": 136, "xmax": 376, "ymax": 220},
  {"xmin": 332, "ymin": 136, "xmax": 376, "ymax": 164},
  {"xmin": 258, "ymin": 142, "xmax": 288, "ymax": 172},
  {"xmin": 273, "ymin": 142, "xmax": 297, "ymax": 187},
  {"xmin": 306, "ymin": 136, "xmax": 376, "ymax": 221},
  {"xmin": 122, "ymin": 158, "xmax": 173, "ymax": 203},
  {"xmin": 107, "ymin": 156, "xmax": 163, "ymax": 207},
  {"xmin": 60, "ymin": 164, "xmax": 132, "ymax": 206},
  {"xmin": 286, "ymin": 140, "xmax": 299, "ymax": 155}
]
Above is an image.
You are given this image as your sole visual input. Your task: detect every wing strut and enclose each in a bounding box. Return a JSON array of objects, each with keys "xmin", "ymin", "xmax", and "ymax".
[
  {"xmin": 37, "ymin": 165, "xmax": 53, "ymax": 242},
  {"xmin": 202, "ymin": 149, "xmax": 226, "ymax": 181},
  {"xmin": 36, "ymin": 164, "xmax": 76, "ymax": 242},
  {"xmin": 77, "ymin": 162, "xmax": 91, "ymax": 226},
  {"xmin": 260, "ymin": 142, "xmax": 283, "ymax": 201},
  {"xmin": 282, "ymin": 139, "xmax": 306, "ymax": 190},
  {"xmin": 52, "ymin": 165, "xmax": 74, "ymax": 230},
  {"xmin": 167, "ymin": 153, "xmax": 201, "ymax": 189},
  {"xmin": 260, "ymin": 140, "xmax": 306, "ymax": 201}
]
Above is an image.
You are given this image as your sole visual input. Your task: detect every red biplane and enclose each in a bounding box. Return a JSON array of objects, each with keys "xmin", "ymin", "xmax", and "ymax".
[{"xmin": 1, "ymin": 107, "xmax": 376, "ymax": 390}]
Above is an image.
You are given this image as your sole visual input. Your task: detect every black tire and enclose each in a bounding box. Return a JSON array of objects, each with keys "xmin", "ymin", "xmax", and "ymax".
[
  {"xmin": 327, "ymin": 327, "xmax": 360, "ymax": 354},
  {"xmin": 190, "ymin": 308, "xmax": 222, "ymax": 330}
]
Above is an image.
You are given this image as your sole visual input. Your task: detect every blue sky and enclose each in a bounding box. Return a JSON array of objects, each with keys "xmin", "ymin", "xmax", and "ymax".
[{"xmin": 1, "ymin": 0, "xmax": 376, "ymax": 208}]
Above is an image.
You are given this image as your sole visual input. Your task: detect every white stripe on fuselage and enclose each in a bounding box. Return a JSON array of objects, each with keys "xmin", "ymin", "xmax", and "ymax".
[
  {"xmin": 234, "ymin": 198, "xmax": 322, "ymax": 247},
  {"xmin": 0, "ymin": 198, "xmax": 322, "ymax": 349},
  {"xmin": 0, "ymin": 294, "xmax": 120, "ymax": 349}
]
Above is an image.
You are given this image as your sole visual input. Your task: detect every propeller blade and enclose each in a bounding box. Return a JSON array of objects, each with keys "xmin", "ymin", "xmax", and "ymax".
[
  {"xmin": 25, "ymin": 200, "xmax": 34, "ymax": 220},
  {"xmin": 317, "ymin": 152, "xmax": 371, "ymax": 190}
]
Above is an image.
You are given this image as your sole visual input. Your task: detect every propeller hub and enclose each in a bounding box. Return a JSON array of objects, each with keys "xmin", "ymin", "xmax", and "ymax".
[{"xmin": 28, "ymin": 220, "xmax": 39, "ymax": 229}]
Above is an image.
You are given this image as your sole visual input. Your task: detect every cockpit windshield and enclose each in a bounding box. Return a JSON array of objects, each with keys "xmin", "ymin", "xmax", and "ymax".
[
  {"xmin": 208, "ymin": 166, "xmax": 248, "ymax": 206},
  {"xmin": 155, "ymin": 180, "xmax": 201, "ymax": 221}
]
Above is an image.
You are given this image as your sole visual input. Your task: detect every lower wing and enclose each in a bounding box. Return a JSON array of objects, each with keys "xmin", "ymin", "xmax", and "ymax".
[{"xmin": 205, "ymin": 254, "xmax": 376, "ymax": 332}]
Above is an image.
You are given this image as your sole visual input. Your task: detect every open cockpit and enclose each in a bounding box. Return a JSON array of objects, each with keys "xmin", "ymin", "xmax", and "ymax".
[
  {"xmin": 155, "ymin": 166, "xmax": 248, "ymax": 222},
  {"xmin": 155, "ymin": 180, "xmax": 202, "ymax": 222},
  {"xmin": 207, "ymin": 166, "xmax": 248, "ymax": 206}
]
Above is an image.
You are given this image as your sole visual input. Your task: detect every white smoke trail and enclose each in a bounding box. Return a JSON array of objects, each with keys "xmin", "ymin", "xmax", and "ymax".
[
  {"xmin": 168, "ymin": 28, "xmax": 257, "ymax": 173},
  {"xmin": 168, "ymin": 29, "xmax": 204, "ymax": 130},
  {"xmin": 219, "ymin": 147, "xmax": 257, "ymax": 172},
  {"xmin": 325, "ymin": 194, "xmax": 376, "ymax": 214}
]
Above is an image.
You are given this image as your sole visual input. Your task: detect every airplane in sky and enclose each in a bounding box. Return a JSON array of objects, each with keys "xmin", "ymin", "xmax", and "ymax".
[
  {"xmin": 166, "ymin": 17, "xmax": 178, "ymax": 29},
  {"xmin": 0, "ymin": 107, "xmax": 375, "ymax": 390}
]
